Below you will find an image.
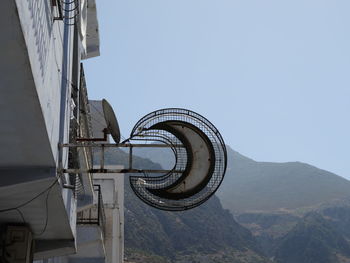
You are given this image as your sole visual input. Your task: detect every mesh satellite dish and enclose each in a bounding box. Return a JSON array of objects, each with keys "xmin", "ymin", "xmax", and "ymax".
[
  {"xmin": 128, "ymin": 108, "xmax": 227, "ymax": 211},
  {"xmin": 62, "ymin": 107, "xmax": 227, "ymax": 211}
]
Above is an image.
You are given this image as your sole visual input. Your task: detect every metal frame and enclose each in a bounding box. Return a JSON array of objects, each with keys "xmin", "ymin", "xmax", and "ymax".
[
  {"xmin": 52, "ymin": 0, "xmax": 64, "ymax": 21},
  {"xmin": 59, "ymin": 143, "xmax": 182, "ymax": 174},
  {"xmin": 77, "ymin": 185, "xmax": 106, "ymax": 237},
  {"xmin": 127, "ymin": 108, "xmax": 227, "ymax": 211},
  {"xmin": 62, "ymin": 107, "xmax": 227, "ymax": 211}
]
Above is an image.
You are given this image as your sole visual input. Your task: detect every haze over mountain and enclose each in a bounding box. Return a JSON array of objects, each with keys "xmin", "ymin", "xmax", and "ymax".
[
  {"xmin": 217, "ymin": 147, "xmax": 350, "ymax": 213},
  {"xmin": 132, "ymin": 145, "xmax": 350, "ymax": 213}
]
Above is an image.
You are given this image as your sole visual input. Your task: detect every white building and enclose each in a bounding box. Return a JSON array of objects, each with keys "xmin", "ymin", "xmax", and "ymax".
[{"xmin": 0, "ymin": 1, "xmax": 124, "ymax": 262}]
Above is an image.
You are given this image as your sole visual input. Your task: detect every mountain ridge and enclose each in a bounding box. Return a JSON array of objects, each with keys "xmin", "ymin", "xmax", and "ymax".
[
  {"xmin": 130, "ymin": 145, "xmax": 350, "ymax": 213},
  {"xmin": 217, "ymin": 146, "xmax": 350, "ymax": 213},
  {"xmin": 113, "ymin": 145, "xmax": 350, "ymax": 263}
]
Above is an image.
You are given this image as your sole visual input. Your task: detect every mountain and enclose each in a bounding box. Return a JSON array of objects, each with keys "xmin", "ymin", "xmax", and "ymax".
[
  {"xmin": 236, "ymin": 207, "xmax": 350, "ymax": 262},
  {"xmin": 216, "ymin": 147, "xmax": 350, "ymax": 213},
  {"xmin": 236, "ymin": 211, "xmax": 300, "ymax": 256},
  {"xmin": 98, "ymin": 148, "xmax": 270, "ymax": 263},
  {"xmin": 274, "ymin": 212, "xmax": 350, "ymax": 263},
  {"xmin": 131, "ymin": 146, "xmax": 350, "ymax": 213},
  {"xmin": 212, "ymin": 147, "xmax": 350, "ymax": 261},
  {"xmin": 320, "ymin": 202, "xmax": 350, "ymax": 239},
  {"xmin": 125, "ymin": 184, "xmax": 269, "ymax": 263},
  {"xmin": 129, "ymin": 145, "xmax": 350, "ymax": 262}
]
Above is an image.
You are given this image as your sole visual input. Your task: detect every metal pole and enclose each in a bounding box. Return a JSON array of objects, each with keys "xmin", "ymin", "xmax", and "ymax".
[
  {"xmin": 61, "ymin": 143, "xmax": 183, "ymax": 148},
  {"xmin": 101, "ymin": 144, "xmax": 105, "ymax": 171},
  {"xmin": 129, "ymin": 146, "xmax": 133, "ymax": 170},
  {"xmin": 61, "ymin": 168, "xmax": 179, "ymax": 174}
]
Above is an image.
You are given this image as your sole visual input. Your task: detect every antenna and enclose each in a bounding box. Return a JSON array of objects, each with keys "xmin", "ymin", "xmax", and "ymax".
[
  {"xmin": 61, "ymin": 107, "xmax": 227, "ymax": 211},
  {"xmin": 76, "ymin": 99, "xmax": 120, "ymax": 143},
  {"xmin": 102, "ymin": 99, "xmax": 121, "ymax": 144}
]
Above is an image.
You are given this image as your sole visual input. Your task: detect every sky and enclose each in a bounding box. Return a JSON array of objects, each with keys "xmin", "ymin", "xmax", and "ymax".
[{"xmin": 84, "ymin": 0, "xmax": 350, "ymax": 179}]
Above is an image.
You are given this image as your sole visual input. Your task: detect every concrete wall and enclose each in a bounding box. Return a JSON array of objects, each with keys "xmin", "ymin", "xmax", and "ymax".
[
  {"xmin": 14, "ymin": 0, "xmax": 80, "ymax": 244},
  {"xmin": 0, "ymin": 0, "xmax": 56, "ymax": 168},
  {"xmin": 0, "ymin": 0, "xmax": 103, "ymax": 260},
  {"xmin": 15, "ymin": 0, "xmax": 75, "ymax": 166},
  {"xmin": 94, "ymin": 167, "xmax": 124, "ymax": 263},
  {"xmin": 0, "ymin": 0, "xmax": 80, "ymax": 257}
]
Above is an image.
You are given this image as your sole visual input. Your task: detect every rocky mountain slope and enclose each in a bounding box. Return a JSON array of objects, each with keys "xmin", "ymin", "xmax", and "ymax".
[
  {"xmin": 125, "ymin": 183, "xmax": 269, "ymax": 263},
  {"xmin": 100, "ymin": 148, "xmax": 270, "ymax": 263},
  {"xmin": 130, "ymin": 146, "xmax": 350, "ymax": 262},
  {"xmin": 274, "ymin": 212, "xmax": 350, "ymax": 263}
]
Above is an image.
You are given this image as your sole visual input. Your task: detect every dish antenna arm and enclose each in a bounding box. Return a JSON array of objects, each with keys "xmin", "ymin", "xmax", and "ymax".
[{"xmin": 76, "ymin": 128, "xmax": 109, "ymax": 142}]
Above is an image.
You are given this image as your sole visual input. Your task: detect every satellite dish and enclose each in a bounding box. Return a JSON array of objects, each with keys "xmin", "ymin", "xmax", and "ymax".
[
  {"xmin": 102, "ymin": 99, "xmax": 121, "ymax": 144},
  {"xmin": 129, "ymin": 108, "xmax": 227, "ymax": 211}
]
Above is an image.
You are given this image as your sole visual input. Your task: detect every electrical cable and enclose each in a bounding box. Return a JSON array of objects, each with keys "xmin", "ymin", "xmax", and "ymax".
[
  {"xmin": 34, "ymin": 186, "xmax": 53, "ymax": 237},
  {"xmin": 15, "ymin": 209, "xmax": 25, "ymax": 224},
  {"xmin": 0, "ymin": 180, "xmax": 58, "ymax": 236},
  {"xmin": 0, "ymin": 180, "xmax": 58, "ymax": 213},
  {"xmin": 121, "ymin": 137, "xmax": 131, "ymax": 144},
  {"xmin": 120, "ymin": 133, "xmax": 127, "ymax": 143},
  {"xmin": 89, "ymin": 115, "xmax": 108, "ymax": 130},
  {"xmin": 89, "ymin": 102, "xmax": 106, "ymax": 120},
  {"xmin": 141, "ymin": 171, "xmax": 150, "ymax": 178}
]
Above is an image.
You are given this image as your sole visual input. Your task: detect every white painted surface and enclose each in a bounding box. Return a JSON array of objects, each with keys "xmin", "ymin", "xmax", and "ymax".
[
  {"xmin": 82, "ymin": 0, "xmax": 100, "ymax": 59},
  {"xmin": 0, "ymin": 0, "xmax": 56, "ymax": 167},
  {"xmin": 0, "ymin": 0, "xmax": 78, "ymax": 257},
  {"xmin": 94, "ymin": 166, "xmax": 124, "ymax": 263},
  {"xmin": 14, "ymin": 0, "xmax": 71, "ymax": 165},
  {"xmin": 0, "ymin": 0, "xmax": 101, "ymax": 259}
]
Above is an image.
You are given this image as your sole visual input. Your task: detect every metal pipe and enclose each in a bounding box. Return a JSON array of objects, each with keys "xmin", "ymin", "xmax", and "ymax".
[
  {"xmin": 76, "ymin": 128, "xmax": 108, "ymax": 142},
  {"xmin": 101, "ymin": 144, "xmax": 105, "ymax": 170},
  {"xmin": 61, "ymin": 168, "xmax": 180, "ymax": 174},
  {"xmin": 128, "ymin": 146, "xmax": 133, "ymax": 170},
  {"xmin": 61, "ymin": 143, "xmax": 184, "ymax": 148}
]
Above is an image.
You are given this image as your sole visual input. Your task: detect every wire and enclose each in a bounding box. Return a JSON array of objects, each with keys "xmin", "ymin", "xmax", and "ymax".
[
  {"xmin": 90, "ymin": 102, "xmax": 105, "ymax": 120},
  {"xmin": 0, "ymin": 181, "xmax": 57, "ymax": 236},
  {"xmin": 89, "ymin": 115, "xmax": 108, "ymax": 130},
  {"xmin": 121, "ymin": 137, "xmax": 131, "ymax": 144},
  {"xmin": 34, "ymin": 186, "xmax": 53, "ymax": 237},
  {"xmin": 120, "ymin": 134, "xmax": 127, "ymax": 142},
  {"xmin": 0, "ymin": 180, "xmax": 58, "ymax": 213},
  {"xmin": 142, "ymin": 171, "xmax": 150, "ymax": 178},
  {"xmin": 15, "ymin": 209, "xmax": 25, "ymax": 224}
]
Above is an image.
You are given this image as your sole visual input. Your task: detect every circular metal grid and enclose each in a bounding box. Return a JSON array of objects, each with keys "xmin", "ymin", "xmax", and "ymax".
[{"xmin": 129, "ymin": 108, "xmax": 227, "ymax": 211}]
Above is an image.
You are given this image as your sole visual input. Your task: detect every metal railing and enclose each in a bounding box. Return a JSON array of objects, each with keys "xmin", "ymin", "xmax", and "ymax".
[
  {"xmin": 77, "ymin": 185, "xmax": 106, "ymax": 238},
  {"xmin": 68, "ymin": 63, "xmax": 93, "ymax": 197},
  {"xmin": 78, "ymin": 64, "xmax": 94, "ymax": 170}
]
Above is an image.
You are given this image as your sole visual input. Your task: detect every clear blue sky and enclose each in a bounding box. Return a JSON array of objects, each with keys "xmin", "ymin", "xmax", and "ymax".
[{"xmin": 84, "ymin": 0, "xmax": 350, "ymax": 179}]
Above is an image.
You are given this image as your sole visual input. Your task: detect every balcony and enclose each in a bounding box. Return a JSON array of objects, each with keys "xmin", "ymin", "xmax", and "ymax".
[
  {"xmin": 77, "ymin": 185, "xmax": 106, "ymax": 238},
  {"xmin": 69, "ymin": 64, "xmax": 95, "ymax": 203},
  {"xmin": 70, "ymin": 185, "xmax": 106, "ymax": 261}
]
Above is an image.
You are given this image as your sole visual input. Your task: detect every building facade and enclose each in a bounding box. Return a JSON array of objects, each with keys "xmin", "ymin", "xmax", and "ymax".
[{"xmin": 0, "ymin": 0, "xmax": 123, "ymax": 262}]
